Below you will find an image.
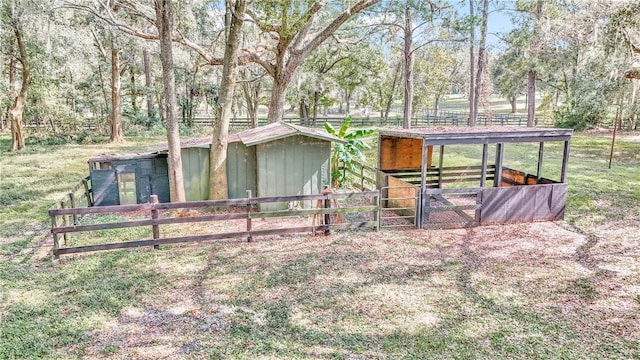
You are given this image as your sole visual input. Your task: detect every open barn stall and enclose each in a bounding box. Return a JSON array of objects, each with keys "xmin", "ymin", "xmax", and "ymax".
[{"xmin": 376, "ymin": 127, "xmax": 572, "ymax": 229}]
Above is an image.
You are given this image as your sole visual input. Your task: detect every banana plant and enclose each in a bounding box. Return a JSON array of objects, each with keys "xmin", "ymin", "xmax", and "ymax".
[{"xmin": 324, "ymin": 115, "xmax": 374, "ymax": 186}]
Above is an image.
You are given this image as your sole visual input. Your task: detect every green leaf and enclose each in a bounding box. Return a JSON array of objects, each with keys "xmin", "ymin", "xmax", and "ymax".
[{"xmin": 324, "ymin": 122, "xmax": 336, "ymax": 135}]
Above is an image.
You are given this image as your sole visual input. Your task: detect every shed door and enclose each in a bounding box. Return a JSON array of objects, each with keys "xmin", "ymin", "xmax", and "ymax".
[
  {"xmin": 91, "ymin": 169, "xmax": 118, "ymax": 206},
  {"xmin": 257, "ymin": 135, "xmax": 330, "ymax": 211}
]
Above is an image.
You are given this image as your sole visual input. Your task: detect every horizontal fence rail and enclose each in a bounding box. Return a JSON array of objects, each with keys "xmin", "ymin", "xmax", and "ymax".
[{"xmin": 49, "ymin": 190, "xmax": 380, "ymax": 258}]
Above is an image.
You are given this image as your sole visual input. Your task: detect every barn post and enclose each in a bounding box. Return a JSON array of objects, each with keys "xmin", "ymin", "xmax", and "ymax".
[
  {"xmin": 60, "ymin": 200, "xmax": 69, "ymax": 246},
  {"xmin": 494, "ymin": 143, "xmax": 504, "ymax": 187},
  {"xmin": 51, "ymin": 209, "xmax": 60, "ymax": 260},
  {"xmin": 480, "ymin": 143, "xmax": 488, "ymax": 187},
  {"xmin": 419, "ymin": 138, "xmax": 429, "ymax": 229},
  {"xmin": 82, "ymin": 177, "xmax": 92, "ymax": 206},
  {"xmin": 150, "ymin": 195, "xmax": 160, "ymax": 249},
  {"xmin": 321, "ymin": 185, "xmax": 333, "ymax": 235},
  {"xmin": 537, "ymin": 142, "xmax": 544, "ymax": 180},
  {"xmin": 561, "ymin": 140, "xmax": 571, "ymax": 183},
  {"xmin": 68, "ymin": 192, "xmax": 77, "ymax": 225},
  {"xmin": 246, "ymin": 190, "xmax": 253, "ymax": 242},
  {"xmin": 438, "ymin": 145, "xmax": 445, "ymax": 188}
]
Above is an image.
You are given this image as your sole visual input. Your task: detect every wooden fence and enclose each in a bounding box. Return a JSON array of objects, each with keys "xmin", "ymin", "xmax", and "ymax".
[{"xmin": 49, "ymin": 190, "xmax": 380, "ymax": 258}]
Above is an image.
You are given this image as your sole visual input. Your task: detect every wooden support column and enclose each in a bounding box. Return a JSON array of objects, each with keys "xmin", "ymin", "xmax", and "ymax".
[
  {"xmin": 150, "ymin": 195, "xmax": 160, "ymax": 249},
  {"xmin": 321, "ymin": 186, "xmax": 333, "ymax": 235},
  {"xmin": 418, "ymin": 139, "xmax": 429, "ymax": 229},
  {"xmin": 480, "ymin": 143, "xmax": 488, "ymax": 187},
  {"xmin": 438, "ymin": 145, "xmax": 444, "ymax": 188},
  {"xmin": 537, "ymin": 142, "xmax": 544, "ymax": 179},
  {"xmin": 68, "ymin": 192, "xmax": 77, "ymax": 225},
  {"xmin": 82, "ymin": 178, "xmax": 92, "ymax": 206},
  {"xmin": 494, "ymin": 143, "xmax": 504, "ymax": 187},
  {"xmin": 51, "ymin": 211, "xmax": 60, "ymax": 260},
  {"xmin": 61, "ymin": 200, "xmax": 69, "ymax": 246},
  {"xmin": 246, "ymin": 190, "xmax": 253, "ymax": 242},
  {"xmin": 561, "ymin": 140, "xmax": 571, "ymax": 183}
]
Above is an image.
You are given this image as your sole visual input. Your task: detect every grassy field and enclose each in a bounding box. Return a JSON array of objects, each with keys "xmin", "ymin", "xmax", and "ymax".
[{"xmin": 0, "ymin": 129, "xmax": 639, "ymax": 359}]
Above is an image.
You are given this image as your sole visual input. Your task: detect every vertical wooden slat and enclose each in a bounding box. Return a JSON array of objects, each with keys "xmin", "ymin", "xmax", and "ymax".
[
  {"xmin": 246, "ymin": 190, "xmax": 253, "ymax": 242},
  {"xmin": 150, "ymin": 195, "xmax": 160, "ymax": 249}
]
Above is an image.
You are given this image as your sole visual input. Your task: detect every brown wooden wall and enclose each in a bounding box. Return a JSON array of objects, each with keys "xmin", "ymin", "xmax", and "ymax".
[
  {"xmin": 387, "ymin": 175, "xmax": 417, "ymax": 217},
  {"xmin": 380, "ymin": 136, "xmax": 432, "ymax": 171}
]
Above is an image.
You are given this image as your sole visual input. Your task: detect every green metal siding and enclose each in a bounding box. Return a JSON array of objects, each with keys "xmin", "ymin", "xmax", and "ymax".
[
  {"xmin": 152, "ymin": 157, "xmax": 170, "ymax": 202},
  {"xmin": 257, "ymin": 135, "xmax": 331, "ymax": 211},
  {"xmin": 181, "ymin": 147, "xmax": 210, "ymax": 201},
  {"xmin": 227, "ymin": 142, "xmax": 257, "ymax": 199}
]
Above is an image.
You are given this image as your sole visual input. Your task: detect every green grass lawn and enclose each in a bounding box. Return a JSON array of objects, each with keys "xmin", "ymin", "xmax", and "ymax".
[{"xmin": 0, "ymin": 130, "xmax": 639, "ymax": 359}]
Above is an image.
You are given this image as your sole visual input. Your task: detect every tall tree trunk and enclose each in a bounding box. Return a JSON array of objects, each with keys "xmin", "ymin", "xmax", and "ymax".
[
  {"xmin": 143, "ymin": 49, "xmax": 156, "ymax": 125},
  {"xmin": 110, "ymin": 45, "xmax": 124, "ymax": 142},
  {"xmin": 384, "ymin": 62, "xmax": 402, "ymax": 123},
  {"xmin": 240, "ymin": 72, "xmax": 260, "ymax": 128},
  {"xmin": 472, "ymin": 0, "xmax": 488, "ymax": 128},
  {"xmin": 468, "ymin": 0, "xmax": 476, "ymax": 126},
  {"xmin": 155, "ymin": 0, "xmax": 186, "ymax": 202},
  {"xmin": 130, "ymin": 53, "xmax": 138, "ymax": 114},
  {"xmin": 267, "ymin": 77, "xmax": 288, "ymax": 123},
  {"xmin": 97, "ymin": 62, "xmax": 110, "ymax": 133},
  {"xmin": 312, "ymin": 89, "xmax": 319, "ymax": 126},
  {"xmin": 527, "ymin": 0, "xmax": 543, "ymax": 127},
  {"xmin": 3, "ymin": 46, "xmax": 16, "ymax": 133},
  {"xmin": 403, "ymin": 3, "xmax": 414, "ymax": 129},
  {"xmin": 510, "ymin": 96, "xmax": 517, "ymax": 113},
  {"xmin": 208, "ymin": 0, "xmax": 247, "ymax": 200},
  {"xmin": 9, "ymin": 25, "xmax": 29, "ymax": 151}
]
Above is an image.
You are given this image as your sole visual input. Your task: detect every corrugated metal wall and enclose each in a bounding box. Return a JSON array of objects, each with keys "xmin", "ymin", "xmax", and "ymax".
[
  {"xmin": 181, "ymin": 147, "xmax": 210, "ymax": 201},
  {"xmin": 227, "ymin": 142, "xmax": 257, "ymax": 199},
  {"xmin": 257, "ymin": 135, "xmax": 330, "ymax": 210}
]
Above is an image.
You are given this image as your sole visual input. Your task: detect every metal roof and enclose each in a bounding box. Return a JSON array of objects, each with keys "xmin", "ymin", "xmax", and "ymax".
[
  {"xmin": 379, "ymin": 126, "xmax": 573, "ymax": 145},
  {"xmin": 229, "ymin": 121, "xmax": 345, "ymax": 146}
]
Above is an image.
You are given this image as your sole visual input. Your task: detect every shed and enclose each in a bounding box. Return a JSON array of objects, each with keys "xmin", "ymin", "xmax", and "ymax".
[
  {"xmin": 377, "ymin": 127, "xmax": 572, "ymax": 229},
  {"xmin": 227, "ymin": 122, "xmax": 342, "ymax": 210},
  {"xmin": 88, "ymin": 152, "xmax": 170, "ymax": 206},
  {"xmin": 88, "ymin": 122, "xmax": 343, "ymax": 209}
]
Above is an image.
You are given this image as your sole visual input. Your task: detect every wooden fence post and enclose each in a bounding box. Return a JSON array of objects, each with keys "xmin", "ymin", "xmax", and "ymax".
[
  {"xmin": 150, "ymin": 195, "xmax": 160, "ymax": 249},
  {"xmin": 321, "ymin": 186, "xmax": 333, "ymax": 235},
  {"xmin": 374, "ymin": 192, "xmax": 380, "ymax": 231},
  {"xmin": 246, "ymin": 190, "xmax": 252, "ymax": 242},
  {"xmin": 51, "ymin": 211, "xmax": 60, "ymax": 260},
  {"xmin": 82, "ymin": 177, "xmax": 92, "ymax": 206},
  {"xmin": 68, "ymin": 192, "xmax": 77, "ymax": 225},
  {"xmin": 60, "ymin": 200, "xmax": 69, "ymax": 246}
]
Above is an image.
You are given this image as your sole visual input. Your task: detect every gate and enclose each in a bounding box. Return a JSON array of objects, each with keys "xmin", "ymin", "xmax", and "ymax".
[
  {"xmin": 380, "ymin": 185, "xmax": 418, "ymax": 228},
  {"xmin": 420, "ymin": 188, "xmax": 482, "ymax": 229}
]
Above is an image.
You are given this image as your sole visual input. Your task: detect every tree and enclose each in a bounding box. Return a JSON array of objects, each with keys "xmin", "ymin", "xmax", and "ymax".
[
  {"xmin": 208, "ymin": 0, "xmax": 247, "ymax": 200},
  {"xmin": 5, "ymin": 4, "xmax": 30, "ymax": 151},
  {"xmin": 247, "ymin": 0, "xmax": 381, "ymax": 123},
  {"xmin": 155, "ymin": 0, "xmax": 185, "ymax": 202}
]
